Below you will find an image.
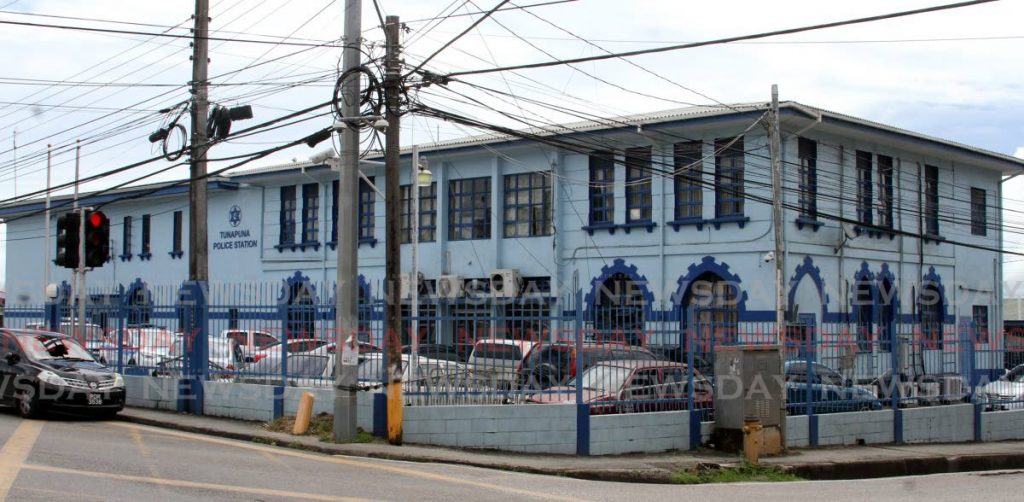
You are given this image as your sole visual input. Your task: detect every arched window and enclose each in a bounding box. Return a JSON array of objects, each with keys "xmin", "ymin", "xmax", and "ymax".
[
  {"xmin": 852, "ymin": 278, "xmax": 874, "ymax": 353},
  {"xmin": 920, "ymin": 284, "xmax": 944, "ymax": 350},
  {"xmin": 877, "ymin": 278, "xmax": 896, "ymax": 352},
  {"xmin": 285, "ymin": 282, "xmax": 315, "ymax": 339},
  {"xmin": 688, "ymin": 272, "xmax": 739, "ymax": 348},
  {"xmin": 593, "ymin": 272, "xmax": 645, "ymax": 345}
]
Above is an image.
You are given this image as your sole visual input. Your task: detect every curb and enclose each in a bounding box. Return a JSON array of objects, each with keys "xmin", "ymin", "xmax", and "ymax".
[
  {"xmin": 116, "ymin": 412, "xmax": 676, "ymax": 483},
  {"xmin": 117, "ymin": 413, "xmax": 1024, "ymax": 484},
  {"xmin": 781, "ymin": 453, "xmax": 1024, "ymax": 480}
]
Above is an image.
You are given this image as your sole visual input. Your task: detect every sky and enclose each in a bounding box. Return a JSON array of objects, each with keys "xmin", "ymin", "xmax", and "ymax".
[{"xmin": 1, "ymin": 0, "xmax": 1023, "ymax": 292}]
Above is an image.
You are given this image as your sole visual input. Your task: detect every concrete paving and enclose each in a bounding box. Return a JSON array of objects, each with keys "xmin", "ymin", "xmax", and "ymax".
[{"xmin": 119, "ymin": 407, "xmax": 1024, "ymax": 483}]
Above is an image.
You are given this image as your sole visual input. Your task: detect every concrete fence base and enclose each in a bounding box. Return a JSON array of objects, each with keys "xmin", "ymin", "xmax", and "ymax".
[{"xmin": 124, "ymin": 376, "xmax": 1024, "ymax": 456}]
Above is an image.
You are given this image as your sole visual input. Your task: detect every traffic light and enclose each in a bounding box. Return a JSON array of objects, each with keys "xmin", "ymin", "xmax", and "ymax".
[
  {"xmin": 55, "ymin": 212, "xmax": 80, "ymax": 269},
  {"xmin": 84, "ymin": 210, "xmax": 110, "ymax": 268}
]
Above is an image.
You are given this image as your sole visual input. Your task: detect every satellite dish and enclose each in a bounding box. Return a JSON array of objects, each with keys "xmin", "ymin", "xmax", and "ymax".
[{"xmin": 842, "ymin": 222, "xmax": 858, "ymax": 240}]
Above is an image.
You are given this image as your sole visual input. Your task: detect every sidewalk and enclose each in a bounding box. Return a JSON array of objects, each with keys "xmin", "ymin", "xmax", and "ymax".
[{"xmin": 118, "ymin": 407, "xmax": 1024, "ymax": 483}]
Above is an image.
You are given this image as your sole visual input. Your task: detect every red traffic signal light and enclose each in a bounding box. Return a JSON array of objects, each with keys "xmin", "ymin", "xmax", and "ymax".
[{"xmin": 84, "ymin": 210, "xmax": 110, "ymax": 268}]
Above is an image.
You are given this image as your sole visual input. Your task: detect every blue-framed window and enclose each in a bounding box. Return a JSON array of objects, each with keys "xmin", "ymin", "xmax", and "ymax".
[
  {"xmin": 853, "ymin": 280, "xmax": 873, "ymax": 353},
  {"xmin": 359, "ymin": 177, "xmax": 375, "ymax": 242},
  {"xmin": 121, "ymin": 216, "xmax": 132, "ymax": 260},
  {"xmin": 448, "ymin": 177, "xmax": 491, "ymax": 241},
  {"xmin": 714, "ymin": 137, "xmax": 744, "ymax": 218},
  {"xmin": 673, "ymin": 141, "xmax": 702, "ymax": 220},
  {"xmin": 856, "ymin": 150, "xmax": 873, "ymax": 226},
  {"xmin": 401, "ymin": 182, "xmax": 437, "ymax": 243},
  {"xmin": 971, "ymin": 187, "xmax": 986, "ymax": 236},
  {"xmin": 925, "ymin": 164, "xmax": 939, "ymax": 236},
  {"xmin": 588, "ymin": 151, "xmax": 614, "ymax": 226},
  {"xmin": 170, "ymin": 210, "xmax": 183, "ymax": 258},
  {"xmin": 330, "ymin": 180, "xmax": 339, "ymax": 244},
  {"xmin": 798, "ymin": 137, "xmax": 817, "ymax": 220},
  {"xmin": 301, "ymin": 183, "xmax": 319, "ymax": 244},
  {"xmin": 625, "ymin": 146, "xmax": 652, "ymax": 223},
  {"xmin": 279, "ymin": 186, "xmax": 296, "ymax": 246},
  {"xmin": 920, "ymin": 284, "xmax": 943, "ymax": 350},
  {"xmin": 877, "ymin": 154, "xmax": 894, "ymax": 229},
  {"xmin": 503, "ymin": 172, "xmax": 551, "ymax": 237},
  {"xmin": 973, "ymin": 305, "xmax": 989, "ymax": 344},
  {"xmin": 139, "ymin": 214, "xmax": 151, "ymax": 259}
]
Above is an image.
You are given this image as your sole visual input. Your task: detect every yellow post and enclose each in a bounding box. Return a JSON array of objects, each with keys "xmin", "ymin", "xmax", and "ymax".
[
  {"xmin": 742, "ymin": 418, "xmax": 764, "ymax": 465},
  {"xmin": 292, "ymin": 392, "xmax": 315, "ymax": 435}
]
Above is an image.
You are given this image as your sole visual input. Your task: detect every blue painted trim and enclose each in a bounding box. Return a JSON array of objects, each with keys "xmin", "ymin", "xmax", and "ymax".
[
  {"xmin": 788, "ymin": 255, "xmax": 829, "ymax": 321},
  {"xmin": 576, "ymin": 403, "xmax": 590, "ymax": 456},
  {"xmin": 168, "ymin": 250, "xmax": 184, "ymax": 259},
  {"xmin": 794, "ymin": 215, "xmax": 823, "ymax": 231},
  {"xmin": 373, "ymin": 393, "xmax": 387, "ymax": 437},
  {"xmin": 138, "ymin": 252, "xmax": 152, "ymax": 261},
  {"xmin": 688, "ymin": 408, "xmax": 702, "ymax": 450},
  {"xmin": 582, "ymin": 223, "xmax": 616, "ymax": 236},
  {"xmin": 894, "ymin": 406, "xmax": 904, "ymax": 444},
  {"xmin": 359, "ymin": 237, "xmax": 378, "ymax": 248},
  {"xmin": 707, "ymin": 215, "xmax": 750, "ymax": 229},
  {"xmin": 617, "ymin": 221, "xmax": 656, "ymax": 234},
  {"xmin": 273, "ymin": 386, "xmax": 285, "ymax": 419},
  {"xmin": 298, "ymin": 241, "xmax": 321, "ymax": 252},
  {"xmin": 671, "ymin": 255, "xmax": 749, "ymax": 315},
  {"xmin": 668, "ymin": 217, "xmax": 705, "ymax": 231},
  {"xmin": 583, "ymin": 258, "xmax": 655, "ymax": 316},
  {"xmin": 974, "ymin": 402, "xmax": 983, "ymax": 442}
]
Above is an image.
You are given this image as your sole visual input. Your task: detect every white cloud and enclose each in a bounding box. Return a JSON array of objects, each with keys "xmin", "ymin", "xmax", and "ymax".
[{"xmin": 1015, "ymin": 147, "xmax": 1024, "ymax": 159}]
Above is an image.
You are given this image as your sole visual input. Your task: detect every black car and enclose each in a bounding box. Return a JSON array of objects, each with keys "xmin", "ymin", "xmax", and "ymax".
[{"xmin": 0, "ymin": 329, "xmax": 126, "ymax": 418}]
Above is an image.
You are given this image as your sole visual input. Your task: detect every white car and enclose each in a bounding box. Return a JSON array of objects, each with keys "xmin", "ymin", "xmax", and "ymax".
[
  {"xmin": 979, "ymin": 365, "xmax": 1024, "ymax": 410},
  {"xmin": 467, "ymin": 339, "xmax": 535, "ymax": 391},
  {"xmin": 221, "ymin": 329, "xmax": 279, "ymax": 361}
]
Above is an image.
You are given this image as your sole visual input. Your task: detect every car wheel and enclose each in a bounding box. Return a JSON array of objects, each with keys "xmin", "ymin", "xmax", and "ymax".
[{"xmin": 16, "ymin": 387, "xmax": 44, "ymax": 419}]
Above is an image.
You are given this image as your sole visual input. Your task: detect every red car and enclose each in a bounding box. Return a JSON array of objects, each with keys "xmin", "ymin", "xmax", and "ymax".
[{"xmin": 527, "ymin": 360, "xmax": 713, "ymax": 415}]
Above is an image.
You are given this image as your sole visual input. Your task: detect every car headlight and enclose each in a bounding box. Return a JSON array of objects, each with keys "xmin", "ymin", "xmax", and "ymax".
[
  {"xmin": 112, "ymin": 373, "xmax": 124, "ymax": 388},
  {"xmin": 38, "ymin": 370, "xmax": 67, "ymax": 387}
]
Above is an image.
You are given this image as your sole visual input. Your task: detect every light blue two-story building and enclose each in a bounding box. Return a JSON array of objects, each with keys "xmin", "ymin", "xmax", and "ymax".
[{"xmin": 2, "ymin": 102, "xmax": 1018, "ymax": 380}]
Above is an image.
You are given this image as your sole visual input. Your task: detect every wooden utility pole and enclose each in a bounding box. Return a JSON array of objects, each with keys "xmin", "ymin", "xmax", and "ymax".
[
  {"xmin": 189, "ymin": 0, "xmax": 210, "ymax": 281},
  {"xmin": 383, "ymin": 14, "xmax": 404, "ymax": 445}
]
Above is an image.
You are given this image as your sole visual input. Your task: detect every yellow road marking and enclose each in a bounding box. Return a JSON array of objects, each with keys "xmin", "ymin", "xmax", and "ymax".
[
  {"xmin": 24, "ymin": 463, "xmax": 366, "ymax": 502},
  {"xmin": 0, "ymin": 420, "xmax": 45, "ymax": 499},
  {"xmin": 109, "ymin": 421, "xmax": 580, "ymax": 501}
]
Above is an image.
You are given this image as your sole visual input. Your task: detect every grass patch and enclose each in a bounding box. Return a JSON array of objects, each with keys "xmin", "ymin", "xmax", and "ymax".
[
  {"xmin": 264, "ymin": 413, "xmax": 376, "ymax": 444},
  {"xmin": 671, "ymin": 462, "xmax": 802, "ymax": 484}
]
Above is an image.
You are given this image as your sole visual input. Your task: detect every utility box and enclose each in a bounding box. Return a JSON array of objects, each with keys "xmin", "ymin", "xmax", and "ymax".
[{"xmin": 713, "ymin": 345, "xmax": 784, "ymax": 453}]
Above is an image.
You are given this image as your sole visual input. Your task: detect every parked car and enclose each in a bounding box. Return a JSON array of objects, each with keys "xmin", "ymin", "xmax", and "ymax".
[
  {"xmin": 0, "ymin": 328, "xmax": 125, "ymax": 418},
  {"xmin": 784, "ymin": 361, "xmax": 882, "ymax": 414},
  {"xmin": 526, "ymin": 360, "xmax": 713, "ymax": 415},
  {"xmin": 239, "ymin": 345, "xmax": 461, "ymax": 392},
  {"xmin": 518, "ymin": 341, "xmax": 658, "ymax": 391},
  {"xmin": 221, "ymin": 329, "xmax": 279, "ymax": 361},
  {"xmin": 250, "ymin": 338, "xmax": 330, "ymax": 364},
  {"xmin": 979, "ymin": 364, "xmax": 1024, "ymax": 410},
  {"xmin": 467, "ymin": 339, "xmax": 535, "ymax": 391},
  {"xmin": 166, "ymin": 335, "xmax": 245, "ymax": 372},
  {"xmin": 871, "ymin": 369, "xmax": 970, "ymax": 406},
  {"xmin": 402, "ymin": 344, "xmax": 465, "ymax": 363}
]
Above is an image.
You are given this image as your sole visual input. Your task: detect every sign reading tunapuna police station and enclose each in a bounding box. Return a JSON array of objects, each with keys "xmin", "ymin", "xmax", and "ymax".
[{"xmin": 213, "ymin": 205, "xmax": 257, "ymax": 250}]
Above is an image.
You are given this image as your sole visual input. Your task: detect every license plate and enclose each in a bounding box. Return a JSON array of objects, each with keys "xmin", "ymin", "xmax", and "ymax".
[{"xmin": 87, "ymin": 394, "xmax": 103, "ymax": 405}]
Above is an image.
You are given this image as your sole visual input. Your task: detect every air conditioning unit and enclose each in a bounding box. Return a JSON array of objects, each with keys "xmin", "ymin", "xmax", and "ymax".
[
  {"xmin": 437, "ymin": 275, "xmax": 465, "ymax": 299},
  {"xmin": 399, "ymin": 272, "xmax": 423, "ymax": 300},
  {"xmin": 490, "ymin": 268, "xmax": 522, "ymax": 298}
]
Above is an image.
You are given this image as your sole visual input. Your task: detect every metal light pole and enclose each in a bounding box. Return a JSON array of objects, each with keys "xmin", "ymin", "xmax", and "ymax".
[
  {"xmin": 75, "ymin": 141, "xmax": 87, "ymax": 343},
  {"xmin": 409, "ymin": 147, "xmax": 432, "ymax": 386},
  {"xmin": 43, "ymin": 145, "xmax": 51, "ymax": 297},
  {"xmin": 333, "ymin": 0, "xmax": 362, "ymax": 442}
]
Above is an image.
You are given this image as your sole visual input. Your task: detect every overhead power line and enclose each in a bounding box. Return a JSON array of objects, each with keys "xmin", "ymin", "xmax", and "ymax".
[
  {"xmin": 440, "ymin": 0, "xmax": 998, "ymax": 78},
  {"xmin": 0, "ymin": 18, "xmax": 345, "ymax": 47}
]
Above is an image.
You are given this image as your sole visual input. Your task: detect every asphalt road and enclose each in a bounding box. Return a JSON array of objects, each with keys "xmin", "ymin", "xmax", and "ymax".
[{"xmin": 0, "ymin": 410, "xmax": 1023, "ymax": 501}]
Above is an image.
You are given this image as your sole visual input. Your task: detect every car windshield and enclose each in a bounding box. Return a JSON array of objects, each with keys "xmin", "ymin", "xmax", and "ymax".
[
  {"xmin": 18, "ymin": 334, "xmax": 95, "ymax": 361},
  {"xmin": 572, "ymin": 365, "xmax": 632, "ymax": 394},
  {"xmin": 474, "ymin": 343, "xmax": 522, "ymax": 360},
  {"xmin": 1003, "ymin": 366, "xmax": 1024, "ymax": 382}
]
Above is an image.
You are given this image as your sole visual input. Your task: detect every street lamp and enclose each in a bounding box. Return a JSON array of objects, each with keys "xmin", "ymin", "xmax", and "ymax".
[{"xmin": 410, "ymin": 149, "xmax": 431, "ymax": 380}]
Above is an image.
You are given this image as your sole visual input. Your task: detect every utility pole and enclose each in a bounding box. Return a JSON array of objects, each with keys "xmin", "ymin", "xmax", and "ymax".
[
  {"xmin": 189, "ymin": 0, "xmax": 210, "ymax": 282},
  {"xmin": 75, "ymin": 141, "xmax": 87, "ymax": 343},
  {"xmin": 333, "ymin": 0, "xmax": 362, "ymax": 443},
  {"xmin": 769, "ymin": 84, "xmax": 787, "ymax": 446},
  {"xmin": 383, "ymin": 14, "xmax": 403, "ymax": 445},
  {"xmin": 43, "ymin": 145, "xmax": 51, "ymax": 297}
]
